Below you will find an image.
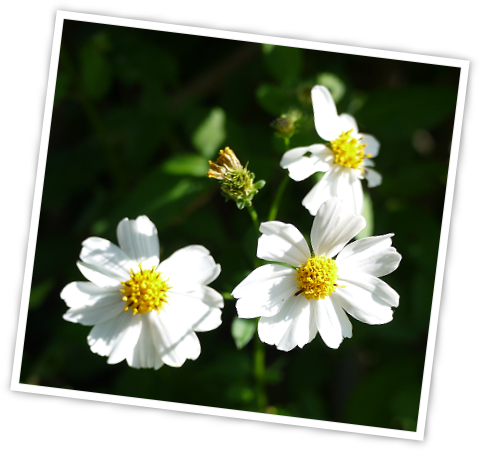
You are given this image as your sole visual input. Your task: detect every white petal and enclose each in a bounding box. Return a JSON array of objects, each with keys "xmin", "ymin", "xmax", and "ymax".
[
  {"xmin": 79, "ymin": 237, "xmax": 132, "ymax": 280},
  {"xmin": 159, "ymin": 245, "xmax": 220, "ymax": 290},
  {"xmin": 330, "ymin": 280, "xmax": 394, "ymax": 325},
  {"xmin": 335, "ymin": 167, "xmax": 364, "ymax": 216},
  {"xmin": 62, "ymin": 282, "xmax": 125, "ymax": 325},
  {"xmin": 361, "ymin": 134, "xmax": 380, "ymax": 158},
  {"xmin": 338, "ymin": 270, "xmax": 399, "ymax": 308},
  {"xmin": 167, "ymin": 289, "xmax": 223, "ymax": 332},
  {"xmin": 61, "ymin": 281, "xmax": 116, "ymax": 308},
  {"xmin": 302, "ymin": 165, "xmax": 364, "ymax": 216},
  {"xmin": 302, "ymin": 177, "xmax": 331, "ymax": 217},
  {"xmin": 257, "ymin": 222, "xmax": 310, "ymax": 267},
  {"xmin": 312, "ymin": 297, "xmax": 352, "ymax": 349},
  {"xmin": 336, "ymin": 233, "xmax": 401, "ymax": 277},
  {"xmin": 107, "ymin": 314, "xmax": 143, "ymax": 365},
  {"xmin": 258, "ymin": 296, "xmax": 312, "ymax": 351},
  {"xmin": 280, "ymin": 144, "xmax": 333, "ymax": 181},
  {"xmin": 365, "ymin": 168, "xmax": 382, "ymax": 188},
  {"xmin": 310, "ymin": 197, "xmax": 366, "ymax": 258},
  {"xmin": 117, "ymin": 216, "xmax": 160, "ymax": 268},
  {"xmin": 87, "ymin": 311, "xmax": 138, "ymax": 358},
  {"xmin": 338, "ymin": 113, "xmax": 359, "ymax": 134},
  {"xmin": 308, "ymin": 304, "xmax": 319, "ymax": 344},
  {"xmin": 312, "ymin": 85, "xmax": 342, "ymax": 141},
  {"xmin": 201, "ymin": 286, "xmax": 224, "ymax": 308},
  {"xmin": 233, "ymin": 264, "xmax": 298, "ymax": 319},
  {"xmin": 128, "ymin": 316, "xmax": 164, "ymax": 370},
  {"xmin": 77, "ymin": 261, "xmax": 123, "ymax": 288},
  {"xmin": 149, "ymin": 307, "xmax": 201, "ymax": 367}
]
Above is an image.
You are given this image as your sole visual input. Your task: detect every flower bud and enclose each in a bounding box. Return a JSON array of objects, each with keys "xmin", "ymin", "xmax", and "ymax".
[
  {"xmin": 271, "ymin": 110, "xmax": 302, "ymax": 139},
  {"xmin": 208, "ymin": 147, "xmax": 265, "ymax": 210}
]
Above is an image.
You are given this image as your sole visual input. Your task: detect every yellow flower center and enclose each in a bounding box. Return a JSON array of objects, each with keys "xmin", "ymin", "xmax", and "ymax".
[
  {"xmin": 330, "ymin": 129, "xmax": 370, "ymax": 169},
  {"xmin": 295, "ymin": 255, "xmax": 339, "ymax": 300},
  {"xmin": 120, "ymin": 264, "xmax": 171, "ymax": 315}
]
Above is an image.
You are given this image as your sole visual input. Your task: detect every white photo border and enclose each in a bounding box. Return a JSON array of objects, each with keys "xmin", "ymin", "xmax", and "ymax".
[{"xmin": 11, "ymin": 9, "xmax": 470, "ymax": 442}]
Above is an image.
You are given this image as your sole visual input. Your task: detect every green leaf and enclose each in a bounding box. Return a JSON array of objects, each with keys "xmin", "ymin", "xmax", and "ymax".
[
  {"xmin": 42, "ymin": 141, "xmax": 104, "ymax": 210},
  {"xmin": 54, "ymin": 71, "xmax": 70, "ymax": 106},
  {"xmin": 161, "ymin": 154, "xmax": 209, "ymax": 177},
  {"xmin": 192, "ymin": 108, "xmax": 226, "ymax": 159},
  {"xmin": 316, "ymin": 72, "xmax": 346, "ymax": 103},
  {"xmin": 108, "ymin": 164, "xmax": 212, "ymax": 233},
  {"xmin": 263, "ymin": 44, "xmax": 303, "ymax": 86},
  {"xmin": 356, "ymin": 85, "xmax": 458, "ymax": 140},
  {"xmin": 80, "ymin": 37, "xmax": 112, "ymax": 100},
  {"xmin": 231, "ymin": 317, "xmax": 257, "ymax": 350},
  {"xmin": 256, "ymin": 84, "xmax": 290, "ymax": 115},
  {"xmin": 29, "ymin": 279, "xmax": 55, "ymax": 310},
  {"xmin": 356, "ymin": 190, "xmax": 374, "ymax": 239}
]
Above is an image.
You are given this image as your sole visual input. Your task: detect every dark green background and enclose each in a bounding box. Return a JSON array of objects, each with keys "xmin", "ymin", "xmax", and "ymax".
[{"xmin": 21, "ymin": 19, "xmax": 460, "ymax": 431}]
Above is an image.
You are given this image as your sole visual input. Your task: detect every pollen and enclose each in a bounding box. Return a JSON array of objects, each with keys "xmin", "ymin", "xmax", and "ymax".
[
  {"xmin": 120, "ymin": 264, "xmax": 171, "ymax": 315},
  {"xmin": 330, "ymin": 129, "xmax": 370, "ymax": 170},
  {"xmin": 295, "ymin": 255, "xmax": 339, "ymax": 300}
]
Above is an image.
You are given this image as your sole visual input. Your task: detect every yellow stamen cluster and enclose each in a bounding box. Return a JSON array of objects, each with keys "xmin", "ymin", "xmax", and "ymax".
[
  {"xmin": 330, "ymin": 129, "xmax": 371, "ymax": 169},
  {"xmin": 120, "ymin": 264, "xmax": 171, "ymax": 315},
  {"xmin": 296, "ymin": 255, "xmax": 339, "ymax": 300}
]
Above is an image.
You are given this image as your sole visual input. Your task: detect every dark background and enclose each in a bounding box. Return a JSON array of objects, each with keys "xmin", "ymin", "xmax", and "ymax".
[{"xmin": 20, "ymin": 19, "xmax": 460, "ymax": 431}]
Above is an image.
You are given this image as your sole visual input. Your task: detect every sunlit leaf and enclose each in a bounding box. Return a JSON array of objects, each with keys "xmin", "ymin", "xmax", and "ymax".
[
  {"xmin": 356, "ymin": 190, "xmax": 374, "ymax": 239},
  {"xmin": 161, "ymin": 154, "xmax": 209, "ymax": 177},
  {"xmin": 231, "ymin": 317, "xmax": 257, "ymax": 350},
  {"xmin": 192, "ymin": 108, "xmax": 226, "ymax": 159},
  {"xmin": 316, "ymin": 72, "xmax": 346, "ymax": 103}
]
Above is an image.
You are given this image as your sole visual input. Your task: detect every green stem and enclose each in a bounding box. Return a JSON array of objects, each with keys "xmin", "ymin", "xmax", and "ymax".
[
  {"xmin": 268, "ymin": 174, "xmax": 289, "ymax": 221},
  {"xmin": 247, "ymin": 204, "xmax": 260, "ymax": 236},
  {"xmin": 254, "ymin": 333, "xmax": 267, "ymax": 412},
  {"xmin": 268, "ymin": 137, "xmax": 291, "ymax": 222},
  {"xmin": 246, "ymin": 206, "xmax": 267, "ymax": 411}
]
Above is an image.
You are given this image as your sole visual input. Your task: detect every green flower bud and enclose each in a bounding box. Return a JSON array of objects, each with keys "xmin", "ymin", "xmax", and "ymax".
[
  {"xmin": 271, "ymin": 110, "xmax": 302, "ymax": 139},
  {"xmin": 207, "ymin": 147, "xmax": 265, "ymax": 209}
]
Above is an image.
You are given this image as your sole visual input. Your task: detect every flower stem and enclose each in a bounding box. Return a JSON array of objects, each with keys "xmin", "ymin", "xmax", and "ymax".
[
  {"xmin": 268, "ymin": 174, "xmax": 289, "ymax": 221},
  {"xmin": 254, "ymin": 333, "xmax": 267, "ymax": 412},
  {"xmin": 247, "ymin": 204, "xmax": 261, "ymax": 236},
  {"xmin": 246, "ymin": 206, "xmax": 267, "ymax": 411},
  {"xmin": 268, "ymin": 137, "xmax": 291, "ymax": 222}
]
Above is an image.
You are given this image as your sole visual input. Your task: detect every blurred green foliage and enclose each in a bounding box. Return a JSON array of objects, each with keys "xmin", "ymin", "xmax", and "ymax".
[{"xmin": 21, "ymin": 19, "xmax": 460, "ymax": 431}]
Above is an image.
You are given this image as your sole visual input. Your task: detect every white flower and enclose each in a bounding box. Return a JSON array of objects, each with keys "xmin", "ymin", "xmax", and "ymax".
[
  {"xmin": 61, "ymin": 215, "xmax": 223, "ymax": 369},
  {"xmin": 280, "ymin": 85, "xmax": 382, "ymax": 216},
  {"xmin": 232, "ymin": 198, "xmax": 401, "ymax": 351}
]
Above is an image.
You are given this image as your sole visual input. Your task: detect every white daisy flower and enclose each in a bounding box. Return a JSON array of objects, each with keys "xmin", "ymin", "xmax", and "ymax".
[
  {"xmin": 232, "ymin": 198, "xmax": 401, "ymax": 351},
  {"xmin": 280, "ymin": 85, "xmax": 382, "ymax": 216},
  {"xmin": 61, "ymin": 215, "xmax": 223, "ymax": 369}
]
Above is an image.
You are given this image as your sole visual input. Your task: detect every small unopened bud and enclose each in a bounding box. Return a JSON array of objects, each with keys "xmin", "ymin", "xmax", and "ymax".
[
  {"xmin": 208, "ymin": 147, "xmax": 265, "ymax": 210},
  {"xmin": 271, "ymin": 110, "xmax": 302, "ymax": 139}
]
